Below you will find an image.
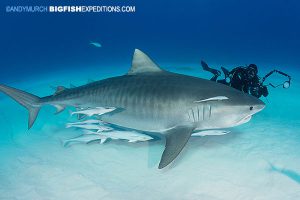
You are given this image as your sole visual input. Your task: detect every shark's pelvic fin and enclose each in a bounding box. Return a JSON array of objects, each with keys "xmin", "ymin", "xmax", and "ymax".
[
  {"xmin": 55, "ymin": 104, "xmax": 66, "ymax": 114},
  {"xmin": 127, "ymin": 49, "xmax": 164, "ymax": 75},
  {"xmin": 0, "ymin": 84, "xmax": 41, "ymax": 129},
  {"xmin": 194, "ymin": 96, "xmax": 228, "ymax": 103},
  {"xmin": 159, "ymin": 125, "xmax": 195, "ymax": 169},
  {"xmin": 100, "ymin": 138, "xmax": 108, "ymax": 144}
]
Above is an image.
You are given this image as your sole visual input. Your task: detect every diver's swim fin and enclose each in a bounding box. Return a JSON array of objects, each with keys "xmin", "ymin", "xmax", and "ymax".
[
  {"xmin": 201, "ymin": 61, "xmax": 221, "ymax": 76},
  {"xmin": 221, "ymin": 67, "xmax": 230, "ymax": 78}
]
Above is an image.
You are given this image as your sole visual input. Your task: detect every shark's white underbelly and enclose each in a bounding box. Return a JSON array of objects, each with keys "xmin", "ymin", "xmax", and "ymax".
[{"xmin": 100, "ymin": 110, "xmax": 186, "ymax": 133}]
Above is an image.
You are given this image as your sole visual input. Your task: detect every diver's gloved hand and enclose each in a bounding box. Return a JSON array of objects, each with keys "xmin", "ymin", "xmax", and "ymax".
[
  {"xmin": 250, "ymin": 85, "xmax": 269, "ymax": 98},
  {"xmin": 250, "ymin": 87, "xmax": 261, "ymax": 98},
  {"xmin": 261, "ymin": 85, "xmax": 269, "ymax": 97}
]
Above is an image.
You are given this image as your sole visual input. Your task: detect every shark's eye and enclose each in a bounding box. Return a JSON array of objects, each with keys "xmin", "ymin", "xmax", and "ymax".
[{"xmin": 250, "ymin": 106, "xmax": 253, "ymax": 111}]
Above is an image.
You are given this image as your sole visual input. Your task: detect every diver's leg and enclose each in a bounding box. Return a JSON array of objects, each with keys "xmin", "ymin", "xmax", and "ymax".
[
  {"xmin": 217, "ymin": 79, "xmax": 229, "ymax": 85},
  {"xmin": 201, "ymin": 61, "xmax": 221, "ymax": 81},
  {"xmin": 210, "ymin": 75, "xmax": 219, "ymax": 81},
  {"xmin": 221, "ymin": 67, "xmax": 230, "ymax": 78}
]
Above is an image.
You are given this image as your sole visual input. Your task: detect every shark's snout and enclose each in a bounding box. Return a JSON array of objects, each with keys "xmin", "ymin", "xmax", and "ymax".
[
  {"xmin": 246, "ymin": 96, "xmax": 265, "ymax": 114},
  {"xmin": 235, "ymin": 98, "xmax": 265, "ymax": 126},
  {"xmin": 252, "ymin": 100, "xmax": 265, "ymax": 113}
]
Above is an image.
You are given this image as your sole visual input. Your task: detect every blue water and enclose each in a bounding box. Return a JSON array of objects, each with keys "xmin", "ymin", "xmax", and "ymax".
[{"xmin": 1, "ymin": 0, "xmax": 300, "ymax": 199}]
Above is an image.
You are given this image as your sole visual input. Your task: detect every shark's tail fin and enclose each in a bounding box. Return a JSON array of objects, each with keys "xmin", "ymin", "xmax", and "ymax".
[{"xmin": 0, "ymin": 84, "xmax": 41, "ymax": 129}]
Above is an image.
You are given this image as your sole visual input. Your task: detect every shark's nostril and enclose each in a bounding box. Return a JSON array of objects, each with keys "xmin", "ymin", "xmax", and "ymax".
[{"xmin": 250, "ymin": 106, "xmax": 253, "ymax": 111}]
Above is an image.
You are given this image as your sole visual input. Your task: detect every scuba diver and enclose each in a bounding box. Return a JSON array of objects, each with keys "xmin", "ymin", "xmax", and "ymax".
[{"xmin": 201, "ymin": 61, "xmax": 269, "ymax": 98}]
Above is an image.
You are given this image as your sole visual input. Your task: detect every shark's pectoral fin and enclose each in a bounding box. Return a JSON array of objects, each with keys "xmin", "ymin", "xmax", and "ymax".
[{"xmin": 159, "ymin": 125, "xmax": 195, "ymax": 169}]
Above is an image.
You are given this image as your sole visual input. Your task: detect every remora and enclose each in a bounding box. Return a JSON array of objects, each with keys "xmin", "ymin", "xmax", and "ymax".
[{"xmin": 0, "ymin": 49, "xmax": 265, "ymax": 169}]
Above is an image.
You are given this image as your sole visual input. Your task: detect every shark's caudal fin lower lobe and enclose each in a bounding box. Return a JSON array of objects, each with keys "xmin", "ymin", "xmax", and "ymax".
[{"xmin": 0, "ymin": 84, "xmax": 41, "ymax": 129}]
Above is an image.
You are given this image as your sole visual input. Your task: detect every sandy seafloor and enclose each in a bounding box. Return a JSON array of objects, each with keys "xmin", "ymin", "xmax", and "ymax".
[{"xmin": 0, "ymin": 64, "xmax": 300, "ymax": 200}]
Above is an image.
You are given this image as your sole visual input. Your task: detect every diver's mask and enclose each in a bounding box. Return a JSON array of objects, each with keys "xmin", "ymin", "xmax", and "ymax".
[
  {"xmin": 247, "ymin": 69, "xmax": 256, "ymax": 79},
  {"xmin": 246, "ymin": 64, "xmax": 258, "ymax": 80}
]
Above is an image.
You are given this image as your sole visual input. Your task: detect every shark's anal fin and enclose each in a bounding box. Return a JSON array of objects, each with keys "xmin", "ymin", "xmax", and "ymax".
[{"xmin": 159, "ymin": 125, "xmax": 195, "ymax": 169}]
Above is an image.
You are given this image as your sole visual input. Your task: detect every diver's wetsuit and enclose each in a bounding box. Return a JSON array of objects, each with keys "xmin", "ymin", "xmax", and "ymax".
[
  {"xmin": 226, "ymin": 67, "xmax": 268, "ymax": 98},
  {"xmin": 201, "ymin": 61, "xmax": 268, "ymax": 98}
]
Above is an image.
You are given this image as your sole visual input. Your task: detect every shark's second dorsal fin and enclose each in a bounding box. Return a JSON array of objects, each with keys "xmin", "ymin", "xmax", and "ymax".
[
  {"xmin": 54, "ymin": 86, "xmax": 66, "ymax": 95},
  {"xmin": 127, "ymin": 49, "xmax": 164, "ymax": 75}
]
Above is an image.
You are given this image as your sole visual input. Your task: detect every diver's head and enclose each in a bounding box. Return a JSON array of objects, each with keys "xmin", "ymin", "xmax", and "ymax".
[{"xmin": 245, "ymin": 64, "xmax": 258, "ymax": 80}]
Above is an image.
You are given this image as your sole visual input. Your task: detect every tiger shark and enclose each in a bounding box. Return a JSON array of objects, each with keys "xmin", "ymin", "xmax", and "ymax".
[{"xmin": 0, "ymin": 49, "xmax": 265, "ymax": 169}]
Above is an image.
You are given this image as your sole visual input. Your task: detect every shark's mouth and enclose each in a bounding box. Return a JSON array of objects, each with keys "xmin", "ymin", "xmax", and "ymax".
[{"xmin": 236, "ymin": 115, "xmax": 252, "ymax": 126}]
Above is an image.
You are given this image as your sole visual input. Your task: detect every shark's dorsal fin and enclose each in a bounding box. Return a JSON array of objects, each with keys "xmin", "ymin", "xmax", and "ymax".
[{"xmin": 127, "ymin": 49, "xmax": 163, "ymax": 75}]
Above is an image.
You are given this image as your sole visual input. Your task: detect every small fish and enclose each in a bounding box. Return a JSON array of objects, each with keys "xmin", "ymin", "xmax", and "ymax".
[
  {"xmin": 71, "ymin": 107, "xmax": 116, "ymax": 117},
  {"xmin": 63, "ymin": 129, "xmax": 153, "ymax": 146},
  {"xmin": 67, "ymin": 119, "xmax": 106, "ymax": 125},
  {"xmin": 63, "ymin": 134, "xmax": 102, "ymax": 147},
  {"xmin": 89, "ymin": 130, "xmax": 153, "ymax": 143},
  {"xmin": 192, "ymin": 130, "xmax": 230, "ymax": 136},
  {"xmin": 89, "ymin": 41, "xmax": 102, "ymax": 48},
  {"xmin": 66, "ymin": 123, "xmax": 113, "ymax": 132}
]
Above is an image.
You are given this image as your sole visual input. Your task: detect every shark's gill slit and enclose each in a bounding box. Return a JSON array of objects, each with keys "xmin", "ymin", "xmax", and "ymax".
[
  {"xmin": 197, "ymin": 106, "xmax": 200, "ymax": 122},
  {"xmin": 191, "ymin": 108, "xmax": 195, "ymax": 122},
  {"xmin": 202, "ymin": 104, "xmax": 205, "ymax": 120}
]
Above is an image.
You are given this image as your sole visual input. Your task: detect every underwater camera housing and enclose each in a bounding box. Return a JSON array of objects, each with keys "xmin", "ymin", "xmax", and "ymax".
[{"xmin": 262, "ymin": 69, "xmax": 291, "ymax": 89}]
